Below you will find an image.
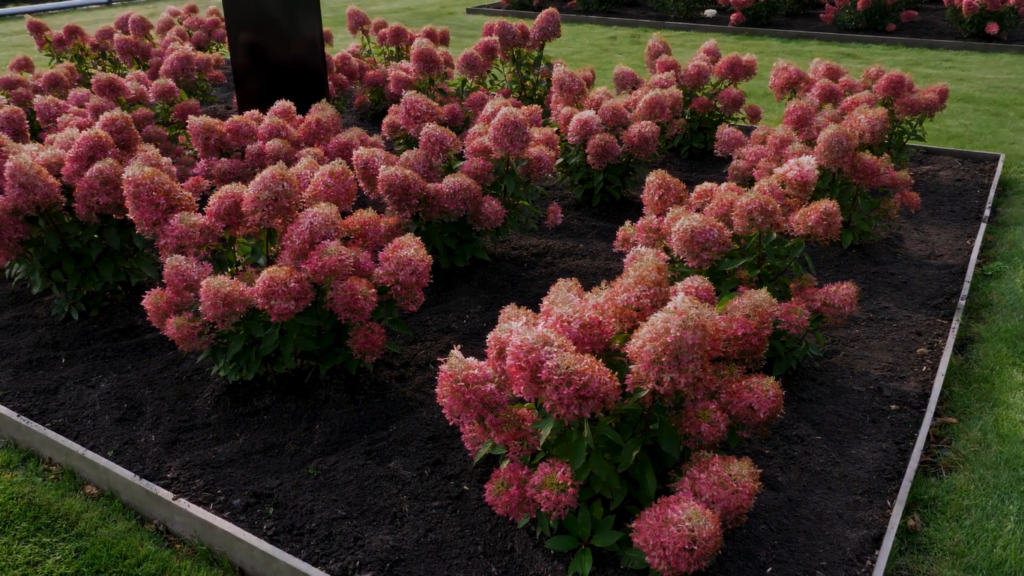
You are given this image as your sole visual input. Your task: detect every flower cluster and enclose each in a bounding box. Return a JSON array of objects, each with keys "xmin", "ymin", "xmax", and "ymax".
[
  {"xmin": 437, "ymin": 241, "xmax": 790, "ymax": 573},
  {"xmin": 0, "ymin": 118, "xmax": 158, "ymax": 319},
  {"xmin": 717, "ymin": 0, "xmax": 784, "ymax": 26},
  {"xmin": 129, "ymin": 142, "xmax": 433, "ymax": 380},
  {"xmin": 339, "ymin": 7, "xmax": 456, "ymax": 117},
  {"xmin": 616, "ymin": 170, "xmax": 859, "ymax": 373},
  {"xmin": 718, "ymin": 59, "xmax": 945, "ymax": 243},
  {"xmin": 944, "ymin": 0, "xmax": 1022, "ymax": 39},
  {"xmin": 24, "ymin": 4, "xmax": 227, "ymax": 101},
  {"xmin": 187, "ymin": 100, "xmax": 382, "ymax": 189},
  {"xmin": 820, "ymin": 0, "xmax": 919, "ymax": 31}
]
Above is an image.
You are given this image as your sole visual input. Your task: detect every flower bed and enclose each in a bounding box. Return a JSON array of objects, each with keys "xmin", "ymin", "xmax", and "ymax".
[
  {"xmin": 0, "ymin": 146, "xmax": 997, "ymax": 574},
  {"xmin": 0, "ymin": 3, "xmax": 1002, "ymax": 574},
  {"xmin": 470, "ymin": 1, "xmax": 1024, "ymax": 49}
]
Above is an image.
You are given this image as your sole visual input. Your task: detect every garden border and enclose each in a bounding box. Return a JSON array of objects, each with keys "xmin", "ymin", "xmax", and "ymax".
[
  {"xmin": 0, "ymin": 404, "xmax": 329, "ymax": 576},
  {"xmin": 0, "ymin": 145, "xmax": 1005, "ymax": 576},
  {"xmin": 465, "ymin": 5, "xmax": 1024, "ymax": 54},
  {"xmin": 872, "ymin": 145, "xmax": 1005, "ymax": 575}
]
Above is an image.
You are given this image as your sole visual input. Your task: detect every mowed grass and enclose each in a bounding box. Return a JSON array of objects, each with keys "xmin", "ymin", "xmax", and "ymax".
[
  {"xmin": 0, "ymin": 440, "xmax": 235, "ymax": 575},
  {"xmin": 0, "ymin": 1, "xmax": 1023, "ymax": 574}
]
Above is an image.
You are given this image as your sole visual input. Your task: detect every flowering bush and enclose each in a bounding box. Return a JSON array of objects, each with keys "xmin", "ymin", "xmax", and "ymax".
[
  {"xmin": 0, "ymin": 127, "xmax": 158, "ymax": 320},
  {"xmin": 616, "ymin": 170, "xmax": 859, "ymax": 373},
  {"xmin": 767, "ymin": 59, "xmax": 949, "ymax": 165},
  {"xmin": 717, "ymin": 0, "xmax": 783, "ymax": 26},
  {"xmin": 340, "ymin": 8, "xmax": 455, "ymax": 118},
  {"xmin": 945, "ymin": 0, "xmax": 1023, "ymax": 39},
  {"xmin": 365, "ymin": 96, "xmax": 560, "ymax": 266},
  {"xmin": 719, "ymin": 59, "xmax": 947, "ymax": 245},
  {"xmin": 820, "ymin": 0, "xmax": 919, "ymax": 32},
  {"xmin": 126, "ymin": 148, "xmax": 433, "ymax": 381},
  {"xmin": 455, "ymin": 9, "xmax": 562, "ymax": 107},
  {"xmin": 438, "ymin": 248, "xmax": 786, "ymax": 575},
  {"xmin": 24, "ymin": 4, "xmax": 227, "ymax": 102}
]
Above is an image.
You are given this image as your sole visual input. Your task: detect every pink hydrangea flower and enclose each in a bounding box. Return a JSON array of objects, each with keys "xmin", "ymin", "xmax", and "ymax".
[
  {"xmin": 485, "ymin": 462, "xmax": 537, "ymax": 521},
  {"xmin": 347, "ymin": 321, "xmax": 388, "ymax": 363},
  {"xmin": 243, "ymin": 163, "xmax": 302, "ymax": 231},
  {"xmin": 631, "ymin": 494, "xmax": 724, "ymax": 576},
  {"xmin": 253, "ymin": 265, "xmax": 315, "ymax": 322},
  {"xmin": 327, "ymin": 276, "xmax": 378, "ymax": 324},
  {"xmin": 3, "ymin": 154, "xmax": 64, "ymax": 215},
  {"xmin": 530, "ymin": 8, "xmax": 561, "ymax": 44},
  {"xmin": 199, "ymin": 275, "xmax": 254, "ymax": 329},
  {"xmin": 373, "ymin": 234, "xmax": 432, "ymax": 312},
  {"xmin": 673, "ymin": 452, "xmax": 762, "ymax": 529},
  {"xmin": 787, "ymin": 199, "xmax": 842, "ymax": 243},
  {"xmin": 641, "ymin": 170, "xmax": 688, "ymax": 217},
  {"xmin": 665, "ymin": 210, "xmax": 733, "ymax": 270},
  {"xmin": 545, "ymin": 202, "xmax": 563, "ymax": 229},
  {"xmin": 527, "ymin": 460, "xmax": 578, "ymax": 520},
  {"xmin": 720, "ymin": 374, "xmax": 785, "ymax": 431},
  {"xmin": 487, "ymin": 107, "xmax": 531, "ymax": 158}
]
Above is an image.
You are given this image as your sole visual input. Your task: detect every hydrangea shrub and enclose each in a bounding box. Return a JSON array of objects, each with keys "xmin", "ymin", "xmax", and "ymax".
[
  {"xmin": 944, "ymin": 0, "xmax": 1023, "ymax": 39},
  {"xmin": 438, "ymin": 249, "xmax": 784, "ymax": 575},
  {"xmin": 719, "ymin": 59, "xmax": 947, "ymax": 245},
  {"xmin": 127, "ymin": 153, "xmax": 433, "ymax": 381},
  {"xmin": 0, "ymin": 127, "xmax": 158, "ymax": 320},
  {"xmin": 616, "ymin": 170, "xmax": 859, "ymax": 374},
  {"xmin": 820, "ymin": 0, "xmax": 919, "ymax": 32}
]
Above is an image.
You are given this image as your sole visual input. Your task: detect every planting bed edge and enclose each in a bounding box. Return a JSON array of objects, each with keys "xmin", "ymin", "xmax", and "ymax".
[
  {"xmin": 466, "ymin": 5, "xmax": 1024, "ymax": 54},
  {"xmin": 0, "ymin": 404, "xmax": 329, "ymax": 576},
  {"xmin": 872, "ymin": 148, "xmax": 1005, "ymax": 575}
]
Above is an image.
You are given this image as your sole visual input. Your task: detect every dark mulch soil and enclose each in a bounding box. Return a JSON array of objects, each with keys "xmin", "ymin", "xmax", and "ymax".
[
  {"xmin": 0, "ymin": 147, "xmax": 996, "ymax": 575},
  {"xmin": 482, "ymin": 0, "xmax": 1023, "ymax": 46}
]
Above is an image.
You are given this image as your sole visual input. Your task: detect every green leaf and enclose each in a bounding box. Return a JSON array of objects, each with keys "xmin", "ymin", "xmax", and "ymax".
[
  {"xmin": 591, "ymin": 530, "xmax": 624, "ymax": 548},
  {"xmin": 617, "ymin": 437, "xmax": 642, "ymax": 472},
  {"xmin": 97, "ymin": 258, "xmax": 114, "ymax": 283},
  {"xmin": 620, "ymin": 547, "xmax": 649, "ymax": 569},
  {"xmin": 636, "ymin": 455, "xmax": 657, "ymax": 505},
  {"xmin": 534, "ymin": 414, "xmax": 556, "ymax": 448},
  {"xmin": 657, "ymin": 414, "xmax": 681, "ymax": 461},
  {"xmin": 544, "ymin": 535, "xmax": 580, "ymax": 552},
  {"xmin": 570, "ymin": 436, "xmax": 588, "ymax": 470},
  {"xmin": 474, "ymin": 439, "xmax": 495, "ymax": 464},
  {"xmin": 577, "ymin": 504, "xmax": 591, "ymax": 540},
  {"xmin": 568, "ymin": 547, "xmax": 593, "ymax": 576},
  {"xmin": 838, "ymin": 228, "xmax": 853, "ymax": 248},
  {"xmin": 103, "ymin": 226, "xmax": 120, "ymax": 249}
]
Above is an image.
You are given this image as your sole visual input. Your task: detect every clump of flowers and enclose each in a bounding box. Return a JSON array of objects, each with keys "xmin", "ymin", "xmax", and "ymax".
[
  {"xmin": 944, "ymin": 0, "xmax": 1022, "ymax": 39},
  {"xmin": 616, "ymin": 170, "xmax": 859, "ymax": 373},
  {"xmin": 23, "ymin": 5, "xmax": 227, "ymax": 101},
  {"xmin": 127, "ymin": 139, "xmax": 433, "ymax": 381},
  {"xmin": 188, "ymin": 100, "xmax": 383, "ymax": 188},
  {"xmin": 438, "ymin": 244, "xmax": 784, "ymax": 574},
  {"xmin": 340, "ymin": 7, "xmax": 456, "ymax": 117},
  {"xmin": 0, "ymin": 129, "xmax": 158, "ymax": 320},
  {"xmin": 358, "ymin": 97, "xmax": 559, "ymax": 266},
  {"xmin": 452, "ymin": 9, "xmax": 563, "ymax": 107},
  {"xmin": 620, "ymin": 37, "xmax": 761, "ymax": 158},
  {"xmin": 720, "ymin": 60, "xmax": 942, "ymax": 244},
  {"xmin": 820, "ymin": 0, "xmax": 919, "ymax": 32},
  {"xmin": 717, "ymin": 0, "xmax": 784, "ymax": 26}
]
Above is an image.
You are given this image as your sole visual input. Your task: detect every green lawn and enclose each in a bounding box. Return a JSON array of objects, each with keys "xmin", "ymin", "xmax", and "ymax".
[
  {"xmin": 0, "ymin": 1, "xmax": 1022, "ymax": 574},
  {"xmin": 0, "ymin": 440, "xmax": 235, "ymax": 575}
]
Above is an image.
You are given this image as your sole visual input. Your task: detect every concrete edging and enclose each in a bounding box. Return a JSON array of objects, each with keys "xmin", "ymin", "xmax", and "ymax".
[
  {"xmin": 466, "ymin": 5, "xmax": 1024, "ymax": 54},
  {"xmin": 0, "ymin": 405, "xmax": 329, "ymax": 576},
  {"xmin": 871, "ymin": 147, "xmax": 1006, "ymax": 575}
]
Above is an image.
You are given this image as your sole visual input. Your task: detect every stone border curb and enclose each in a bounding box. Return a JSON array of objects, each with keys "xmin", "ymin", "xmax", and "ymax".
[
  {"xmin": 466, "ymin": 5, "xmax": 1024, "ymax": 54},
  {"xmin": 0, "ymin": 405, "xmax": 329, "ymax": 576},
  {"xmin": 872, "ymin": 147, "xmax": 1006, "ymax": 575}
]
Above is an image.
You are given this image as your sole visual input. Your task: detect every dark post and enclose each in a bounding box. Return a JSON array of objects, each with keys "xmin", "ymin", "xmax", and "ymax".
[{"xmin": 222, "ymin": 0, "xmax": 329, "ymax": 115}]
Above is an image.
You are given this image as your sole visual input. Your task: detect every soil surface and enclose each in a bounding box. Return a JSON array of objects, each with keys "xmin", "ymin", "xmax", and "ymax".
[
  {"xmin": 0, "ymin": 146, "xmax": 996, "ymax": 575},
  {"xmin": 482, "ymin": 0, "xmax": 1023, "ymax": 46}
]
